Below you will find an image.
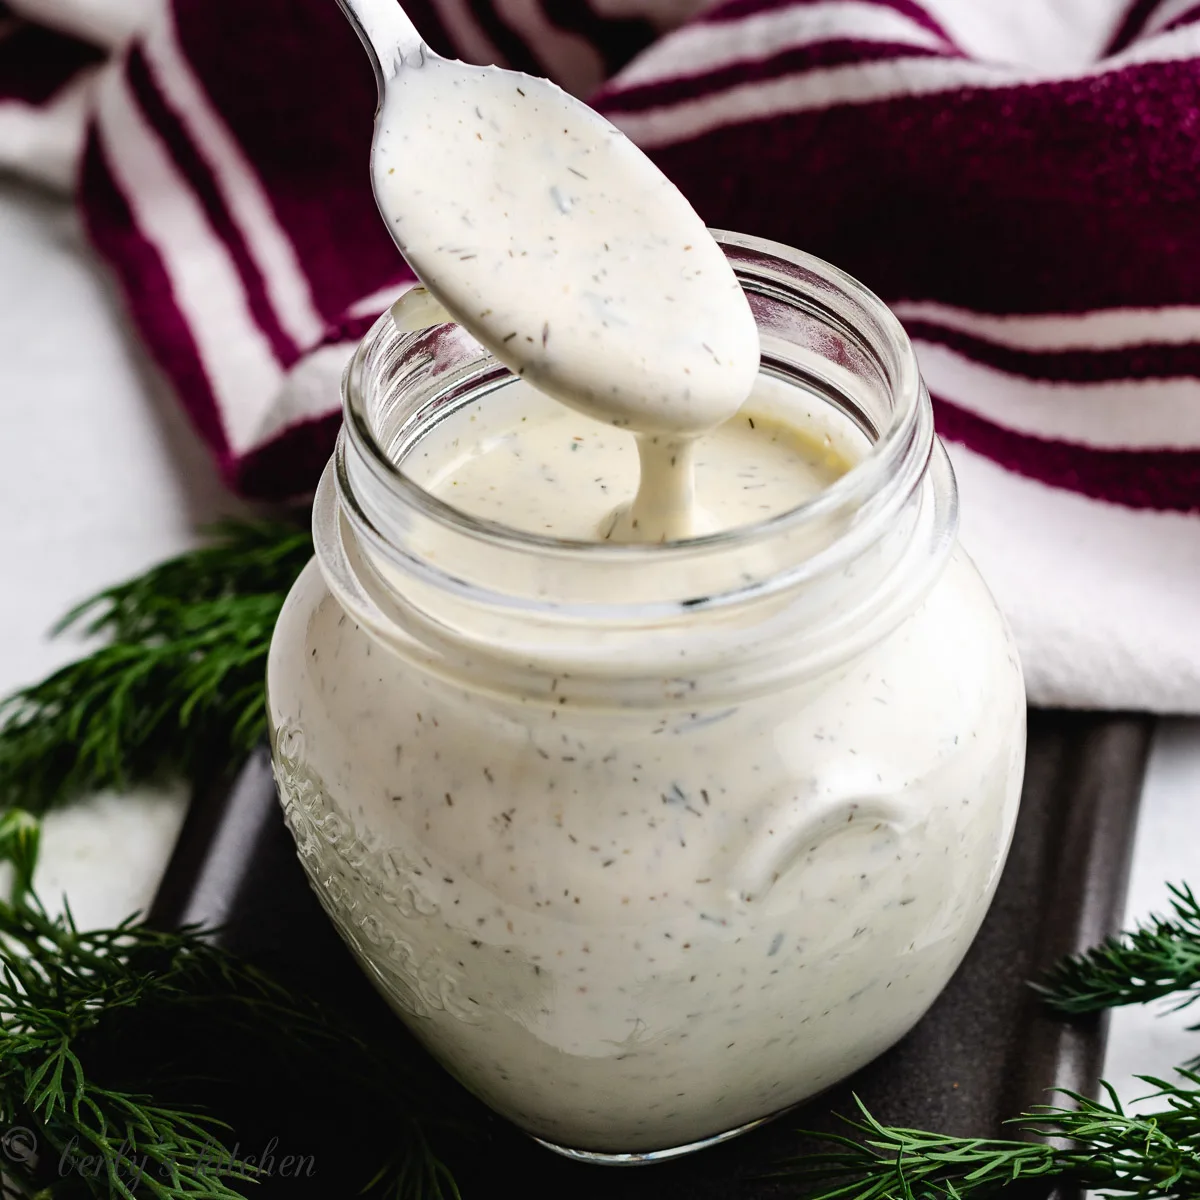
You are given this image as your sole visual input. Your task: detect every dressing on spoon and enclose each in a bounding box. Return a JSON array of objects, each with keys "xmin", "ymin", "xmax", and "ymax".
[{"xmin": 341, "ymin": 0, "xmax": 760, "ymax": 541}]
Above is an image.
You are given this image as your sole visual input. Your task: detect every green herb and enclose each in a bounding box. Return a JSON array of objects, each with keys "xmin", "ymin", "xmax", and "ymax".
[
  {"xmin": 0, "ymin": 847, "xmax": 467, "ymax": 1199},
  {"xmin": 780, "ymin": 1076, "xmax": 1200, "ymax": 1199},
  {"xmin": 0, "ymin": 882, "xmax": 260, "ymax": 1198},
  {"xmin": 1034, "ymin": 883, "xmax": 1200, "ymax": 1022},
  {"xmin": 779, "ymin": 883, "xmax": 1200, "ymax": 1200},
  {"xmin": 0, "ymin": 519, "xmax": 476, "ymax": 1198},
  {"xmin": 0, "ymin": 519, "xmax": 312, "ymax": 815}
]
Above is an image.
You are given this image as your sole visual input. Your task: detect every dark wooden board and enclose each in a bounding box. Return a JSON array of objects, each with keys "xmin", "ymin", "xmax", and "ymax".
[{"xmin": 150, "ymin": 709, "xmax": 1152, "ymax": 1197}]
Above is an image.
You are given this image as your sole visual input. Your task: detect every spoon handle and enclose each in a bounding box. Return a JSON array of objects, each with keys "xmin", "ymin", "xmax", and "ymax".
[{"xmin": 337, "ymin": 0, "xmax": 427, "ymax": 91}]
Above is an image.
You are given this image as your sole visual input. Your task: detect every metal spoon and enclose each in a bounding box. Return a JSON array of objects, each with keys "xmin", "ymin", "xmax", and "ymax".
[{"xmin": 335, "ymin": 0, "xmax": 759, "ymax": 440}]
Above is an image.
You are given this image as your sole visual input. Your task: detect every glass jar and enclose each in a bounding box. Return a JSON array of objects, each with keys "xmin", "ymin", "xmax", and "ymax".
[{"xmin": 266, "ymin": 231, "xmax": 1026, "ymax": 1163}]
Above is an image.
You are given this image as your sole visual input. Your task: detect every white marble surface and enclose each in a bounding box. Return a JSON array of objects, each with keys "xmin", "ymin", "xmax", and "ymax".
[
  {"xmin": 0, "ymin": 175, "xmax": 236, "ymax": 927},
  {"xmin": 0, "ymin": 177, "xmax": 1196, "ymax": 1105}
]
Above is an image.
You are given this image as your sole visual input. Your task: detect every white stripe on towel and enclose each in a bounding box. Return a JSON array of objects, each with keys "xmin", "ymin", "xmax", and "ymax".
[
  {"xmin": 142, "ymin": 6, "xmax": 326, "ymax": 350},
  {"xmin": 614, "ymin": 1, "xmax": 950, "ymax": 87},
  {"xmin": 949, "ymin": 442, "xmax": 1200, "ymax": 712},
  {"xmin": 0, "ymin": 69, "xmax": 95, "ymax": 190},
  {"xmin": 894, "ymin": 300, "xmax": 1200, "ymax": 350},
  {"xmin": 94, "ymin": 67, "xmax": 283, "ymax": 454},
  {"xmin": 610, "ymin": 22, "xmax": 1200, "ymax": 147},
  {"xmin": 917, "ymin": 340, "xmax": 1200, "ymax": 450}
]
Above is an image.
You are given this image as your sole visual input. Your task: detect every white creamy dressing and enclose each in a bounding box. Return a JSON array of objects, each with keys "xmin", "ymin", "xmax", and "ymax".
[
  {"xmin": 272, "ymin": 548, "xmax": 1025, "ymax": 1151},
  {"xmin": 265, "ymin": 30, "xmax": 1026, "ymax": 1155},
  {"xmin": 371, "ymin": 55, "xmax": 759, "ymax": 541},
  {"xmin": 401, "ymin": 372, "xmax": 851, "ymax": 541}
]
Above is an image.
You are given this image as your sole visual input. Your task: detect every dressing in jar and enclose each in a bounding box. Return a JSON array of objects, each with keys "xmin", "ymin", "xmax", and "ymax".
[{"xmin": 266, "ymin": 232, "xmax": 1026, "ymax": 1161}]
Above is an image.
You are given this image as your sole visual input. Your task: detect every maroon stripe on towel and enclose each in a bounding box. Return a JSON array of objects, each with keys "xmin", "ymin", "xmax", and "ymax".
[
  {"xmin": 459, "ymin": 1, "xmax": 543, "ymax": 73},
  {"xmin": 125, "ymin": 45, "xmax": 301, "ymax": 366},
  {"xmin": 0, "ymin": 24, "xmax": 101, "ymax": 105},
  {"xmin": 79, "ymin": 127, "xmax": 231, "ymax": 464},
  {"xmin": 1162, "ymin": 3, "xmax": 1200, "ymax": 33},
  {"xmin": 321, "ymin": 309, "xmax": 404, "ymax": 350},
  {"xmin": 599, "ymin": 41, "xmax": 954, "ymax": 114},
  {"xmin": 229, "ymin": 410, "xmax": 342, "ymax": 499},
  {"xmin": 906, "ymin": 321, "xmax": 1200, "ymax": 384},
  {"xmin": 1105, "ymin": 0, "xmax": 1167, "ymax": 54},
  {"xmin": 540, "ymin": 0, "xmax": 660, "ymax": 79},
  {"xmin": 172, "ymin": 0, "xmax": 404, "ymax": 325},
  {"xmin": 933, "ymin": 394, "xmax": 1200, "ymax": 512},
  {"xmin": 629, "ymin": 58, "xmax": 1200, "ymax": 315}
]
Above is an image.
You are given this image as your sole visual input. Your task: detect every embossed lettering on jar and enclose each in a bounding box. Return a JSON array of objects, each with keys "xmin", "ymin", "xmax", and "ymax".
[{"xmin": 266, "ymin": 233, "xmax": 1026, "ymax": 1161}]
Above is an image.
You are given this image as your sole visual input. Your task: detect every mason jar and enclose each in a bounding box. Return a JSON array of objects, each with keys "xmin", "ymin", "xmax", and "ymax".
[{"xmin": 265, "ymin": 231, "xmax": 1026, "ymax": 1162}]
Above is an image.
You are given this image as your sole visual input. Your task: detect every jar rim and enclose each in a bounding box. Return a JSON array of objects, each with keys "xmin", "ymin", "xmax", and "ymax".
[{"xmin": 340, "ymin": 229, "xmax": 927, "ymax": 566}]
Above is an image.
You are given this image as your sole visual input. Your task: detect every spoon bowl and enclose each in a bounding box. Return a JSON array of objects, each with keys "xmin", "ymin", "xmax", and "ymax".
[{"xmin": 336, "ymin": 0, "xmax": 759, "ymax": 436}]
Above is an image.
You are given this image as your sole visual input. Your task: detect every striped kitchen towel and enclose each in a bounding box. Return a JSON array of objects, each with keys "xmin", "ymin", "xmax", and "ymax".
[{"xmin": 2, "ymin": 0, "xmax": 1200, "ymax": 712}]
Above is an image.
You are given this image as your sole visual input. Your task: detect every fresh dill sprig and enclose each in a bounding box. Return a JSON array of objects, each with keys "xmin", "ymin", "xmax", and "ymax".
[
  {"xmin": 0, "ymin": 519, "xmax": 312, "ymax": 815},
  {"xmin": 782, "ymin": 1078, "xmax": 1200, "ymax": 1200},
  {"xmin": 0, "ymin": 846, "xmax": 469, "ymax": 1199},
  {"xmin": 781, "ymin": 883, "xmax": 1200, "ymax": 1199},
  {"xmin": 0, "ymin": 518, "xmax": 473, "ymax": 1197},
  {"xmin": 0, "ymin": 888, "xmax": 262, "ymax": 1198},
  {"xmin": 1034, "ymin": 883, "xmax": 1200, "ymax": 1018}
]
